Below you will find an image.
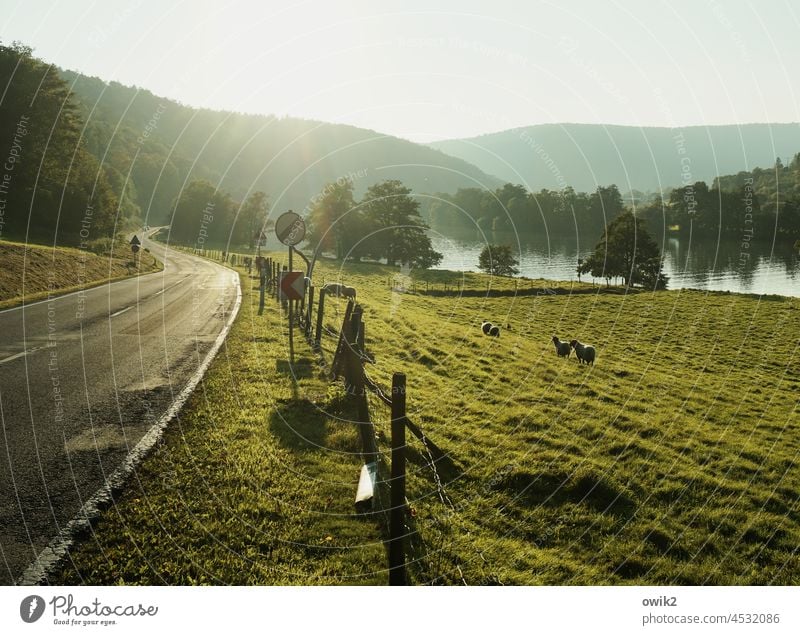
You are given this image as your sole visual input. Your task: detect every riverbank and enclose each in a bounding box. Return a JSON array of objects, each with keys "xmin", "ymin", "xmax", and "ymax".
[
  {"xmin": 0, "ymin": 238, "xmax": 161, "ymax": 310},
  {"xmin": 54, "ymin": 254, "xmax": 800, "ymax": 584}
]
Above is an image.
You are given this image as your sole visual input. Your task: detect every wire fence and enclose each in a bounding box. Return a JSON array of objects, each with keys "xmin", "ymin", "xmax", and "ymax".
[
  {"xmin": 177, "ymin": 243, "xmax": 495, "ymax": 584},
  {"xmin": 310, "ymin": 289, "xmax": 484, "ymax": 584}
]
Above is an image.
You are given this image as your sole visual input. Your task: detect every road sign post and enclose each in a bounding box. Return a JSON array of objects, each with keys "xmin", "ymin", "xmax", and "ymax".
[
  {"xmin": 278, "ymin": 270, "xmax": 306, "ymax": 302},
  {"xmin": 130, "ymin": 235, "xmax": 141, "ymax": 265},
  {"xmin": 275, "ymin": 211, "xmax": 306, "ymax": 365}
]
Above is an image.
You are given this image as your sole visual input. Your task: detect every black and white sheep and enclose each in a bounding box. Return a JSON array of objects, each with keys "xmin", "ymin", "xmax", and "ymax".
[
  {"xmin": 481, "ymin": 320, "xmax": 493, "ymax": 335},
  {"xmin": 489, "ymin": 325, "xmax": 500, "ymax": 337},
  {"xmin": 570, "ymin": 339, "xmax": 596, "ymax": 365},
  {"xmin": 552, "ymin": 336, "xmax": 571, "ymax": 358}
]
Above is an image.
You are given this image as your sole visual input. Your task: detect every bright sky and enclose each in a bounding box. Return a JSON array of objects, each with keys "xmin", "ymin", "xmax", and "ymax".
[{"xmin": 3, "ymin": 0, "xmax": 799, "ymax": 141}]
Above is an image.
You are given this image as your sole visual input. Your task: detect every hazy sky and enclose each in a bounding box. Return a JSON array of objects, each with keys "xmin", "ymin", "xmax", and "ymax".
[{"xmin": 3, "ymin": 0, "xmax": 799, "ymax": 141}]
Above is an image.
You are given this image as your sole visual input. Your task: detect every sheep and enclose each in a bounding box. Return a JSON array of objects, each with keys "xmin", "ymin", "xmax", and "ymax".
[
  {"xmin": 481, "ymin": 320, "xmax": 493, "ymax": 335},
  {"xmin": 552, "ymin": 336, "xmax": 571, "ymax": 358},
  {"xmin": 570, "ymin": 339, "xmax": 596, "ymax": 365},
  {"xmin": 489, "ymin": 325, "xmax": 500, "ymax": 337},
  {"xmin": 322, "ymin": 283, "xmax": 356, "ymax": 299}
]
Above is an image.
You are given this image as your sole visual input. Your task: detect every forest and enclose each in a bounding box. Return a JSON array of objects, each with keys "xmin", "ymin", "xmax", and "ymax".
[{"xmin": 0, "ymin": 42, "xmax": 117, "ymax": 244}]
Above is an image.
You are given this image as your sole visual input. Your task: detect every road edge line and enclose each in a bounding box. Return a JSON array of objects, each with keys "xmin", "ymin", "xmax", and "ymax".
[{"xmin": 17, "ymin": 268, "xmax": 242, "ymax": 585}]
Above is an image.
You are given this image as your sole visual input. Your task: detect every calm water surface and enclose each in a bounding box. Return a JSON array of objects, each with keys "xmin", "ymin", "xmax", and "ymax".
[{"xmin": 428, "ymin": 228, "xmax": 800, "ymax": 297}]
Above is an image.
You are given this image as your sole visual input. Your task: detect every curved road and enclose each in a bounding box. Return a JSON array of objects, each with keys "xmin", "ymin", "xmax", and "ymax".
[{"xmin": 0, "ymin": 235, "xmax": 239, "ymax": 584}]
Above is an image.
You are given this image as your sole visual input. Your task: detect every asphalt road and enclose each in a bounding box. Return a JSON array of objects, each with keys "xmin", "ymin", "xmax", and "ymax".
[{"xmin": 0, "ymin": 235, "xmax": 239, "ymax": 584}]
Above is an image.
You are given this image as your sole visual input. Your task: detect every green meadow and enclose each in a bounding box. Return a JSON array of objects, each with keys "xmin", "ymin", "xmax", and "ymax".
[{"xmin": 55, "ymin": 253, "xmax": 800, "ymax": 585}]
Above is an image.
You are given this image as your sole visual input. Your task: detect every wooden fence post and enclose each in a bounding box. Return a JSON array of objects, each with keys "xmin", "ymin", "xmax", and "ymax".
[
  {"xmin": 258, "ymin": 268, "xmax": 266, "ymax": 315},
  {"xmin": 347, "ymin": 305, "xmax": 376, "ymax": 464},
  {"xmin": 331, "ymin": 299, "xmax": 354, "ymax": 378},
  {"xmin": 298, "ymin": 283, "xmax": 306, "ymax": 324},
  {"xmin": 306, "ymin": 285, "xmax": 314, "ymax": 338},
  {"xmin": 314, "ymin": 289, "xmax": 326, "ymax": 348},
  {"xmin": 390, "ymin": 372, "xmax": 407, "ymax": 586}
]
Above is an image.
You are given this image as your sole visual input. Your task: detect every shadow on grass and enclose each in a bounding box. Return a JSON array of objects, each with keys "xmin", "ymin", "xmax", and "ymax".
[
  {"xmin": 269, "ymin": 398, "xmax": 328, "ymax": 452},
  {"xmin": 494, "ymin": 469, "xmax": 636, "ymax": 517},
  {"xmin": 276, "ymin": 358, "xmax": 316, "ymax": 379},
  {"xmin": 406, "ymin": 443, "xmax": 461, "ymax": 483}
]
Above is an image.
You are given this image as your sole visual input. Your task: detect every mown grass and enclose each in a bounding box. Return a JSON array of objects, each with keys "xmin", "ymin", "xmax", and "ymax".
[
  {"xmin": 55, "ymin": 251, "xmax": 800, "ymax": 585},
  {"xmin": 54, "ymin": 263, "xmax": 387, "ymax": 585},
  {"xmin": 0, "ymin": 237, "xmax": 161, "ymax": 309}
]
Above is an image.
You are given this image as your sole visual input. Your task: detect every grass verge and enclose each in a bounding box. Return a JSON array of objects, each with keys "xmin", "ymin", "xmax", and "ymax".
[
  {"xmin": 54, "ymin": 263, "xmax": 387, "ymax": 584},
  {"xmin": 0, "ymin": 237, "xmax": 161, "ymax": 310},
  {"xmin": 55, "ymin": 251, "xmax": 800, "ymax": 585}
]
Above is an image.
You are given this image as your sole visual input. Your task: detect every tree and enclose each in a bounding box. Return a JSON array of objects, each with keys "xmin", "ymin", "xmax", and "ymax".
[
  {"xmin": 235, "ymin": 190, "xmax": 269, "ymax": 247},
  {"xmin": 586, "ymin": 185, "xmax": 624, "ymax": 234},
  {"xmin": 360, "ymin": 180, "xmax": 442, "ymax": 268},
  {"xmin": 169, "ymin": 180, "xmax": 235, "ymax": 245},
  {"xmin": 306, "ymin": 179, "xmax": 363, "ymax": 259},
  {"xmin": 478, "ymin": 244, "xmax": 519, "ymax": 277},
  {"xmin": 580, "ymin": 211, "xmax": 668, "ymax": 289}
]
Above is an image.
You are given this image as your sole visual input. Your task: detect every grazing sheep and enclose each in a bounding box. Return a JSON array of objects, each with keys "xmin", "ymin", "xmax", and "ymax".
[
  {"xmin": 489, "ymin": 325, "xmax": 500, "ymax": 337},
  {"xmin": 570, "ymin": 339, "xmax": 596, "ymax": 365},
  {"xmin": 552, "ymin": 336, "xmax": 571, "ymax": 358},
  {"xmin": 481, "ymin": 320, "xmax": 493, "ymax": 335},
  {"xmin": 322, "ymin": 283, "xmax": 356, "ymax": 299}
]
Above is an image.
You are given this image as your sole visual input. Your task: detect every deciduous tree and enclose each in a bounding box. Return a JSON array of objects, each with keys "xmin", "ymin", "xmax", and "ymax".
[{"xmin": 478, "ymin": 244, "xmax": 520, "ymax": 277}]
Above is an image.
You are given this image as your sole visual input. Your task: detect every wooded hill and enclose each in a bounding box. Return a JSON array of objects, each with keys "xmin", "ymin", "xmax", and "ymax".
[
  {"xmin": 428, "ymin": 122, "xmax": 800, "ymax": 195},
  {"xmin": 0, "ymin": 41, "xmax": 501, "ymax": 246},
  {"xmin": 3, "ymin": 40, "xmax": 798, "ymax": 249},
  {"xmin": 60, "ymin": 68, "xmax": 501, "ymax": 227}
]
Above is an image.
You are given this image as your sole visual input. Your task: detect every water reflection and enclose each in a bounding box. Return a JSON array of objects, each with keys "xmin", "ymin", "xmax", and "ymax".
[{"xmin": 428, "ymin": 226, "xmax": 800, "ymax": 297}]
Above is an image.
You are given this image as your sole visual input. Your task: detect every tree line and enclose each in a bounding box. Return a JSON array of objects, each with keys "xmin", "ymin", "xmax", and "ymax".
[
  {"xmin": 422, "ymin": 162, "xmax": 800, "ymax": 241},
  {"xmin": 421, "ymin": 183, "xmax": 626, "ymax": 238},
  {"xmin": 168, "ymin": 180, "xmax": 269, "ymax": 247},
  {"xmin": 306, "ymin": 176, "xmax": 667, "ymax": 290},
  {"xmin": 647, "ymin": 157, "xmax": 800, "ymax": 238}
]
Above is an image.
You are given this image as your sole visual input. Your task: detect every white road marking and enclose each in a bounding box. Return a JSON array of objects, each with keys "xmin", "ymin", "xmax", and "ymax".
[
  {"xmin": 0, "ymin": 351, "xmax": 29, "ymax": 365},
  {"xmin": 110, "ymin": 306, "xmax": 133, "ymax": 318},
  {"xmin": 0, "ymin": 346, "xmax": 43, "ymax": 365},
  {"xmin": 152, "ymin": 278, "xmax": 186, "ymax": 297}
]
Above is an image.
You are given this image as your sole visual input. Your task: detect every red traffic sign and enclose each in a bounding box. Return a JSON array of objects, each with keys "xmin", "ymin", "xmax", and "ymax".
[
  {"xmin": 274, "ymin": 211, "xmax": 305, "ymax": 246},
  {"xmin": 279, "ymin": 271, "xmax": 306, "ymax": 301},
  {"xmin": 130, "ymin": 235, "xmax": 141, "ymax": 246}
]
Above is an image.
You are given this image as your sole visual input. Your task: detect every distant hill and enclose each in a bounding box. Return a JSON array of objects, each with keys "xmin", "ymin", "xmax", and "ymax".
[
  {"xmin": 60, "ymin": 70, "xmax": 502, "ymax": 224},
  {"xmin": 428, "ymin": 123, "xmax": 800, "ymax": 193}
]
